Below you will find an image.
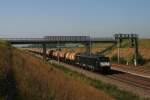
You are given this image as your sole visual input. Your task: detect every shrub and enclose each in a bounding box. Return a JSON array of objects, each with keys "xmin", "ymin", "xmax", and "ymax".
[
  {"xmin": 130, "ymin": 54, "xmax": 146, "ymax": 65},
  {"xmin": 111, "ymin": 54, "xmax": 127, "ymax": 64},
  {"xmin": 144, "ymin": 61, "xmax": 150, "ymax": 69},
  {"xmin": 120, "ymin": 57, "xmax": 127, "ymax": 64},
  {"xmin": 111, "ymin": 54, "xmax": 118, "ymax": 63}
]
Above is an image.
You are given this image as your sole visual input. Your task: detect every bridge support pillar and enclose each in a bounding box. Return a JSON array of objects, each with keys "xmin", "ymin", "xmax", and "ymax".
[{"xmin": 42, "ymin": 44, "xmax": 47, "ymax": 62}]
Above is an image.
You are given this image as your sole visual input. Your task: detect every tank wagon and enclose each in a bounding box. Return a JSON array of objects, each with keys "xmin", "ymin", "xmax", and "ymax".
[{"xmin": 49, "ymin": 50, "xmax": 111, "ymax": 72}]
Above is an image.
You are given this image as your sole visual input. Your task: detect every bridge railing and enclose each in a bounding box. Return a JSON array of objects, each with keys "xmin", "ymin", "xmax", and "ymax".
[
  {"xmin": 0, "ymin": 36, "xmax": 116, "ymax": 43},
  {"xmin": 2, "ymin": 38, "xmax": 44, "ymax": 41},
  {"xmin": 44, "ymin": 36, "xmax": 90, "ymax": 41},
  {"xmin": 91, "ymin": 37, "xmax": 116, "ymax": 41}
]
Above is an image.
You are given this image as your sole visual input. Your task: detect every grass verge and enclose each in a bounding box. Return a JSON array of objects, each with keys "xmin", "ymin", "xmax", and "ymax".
[{"xmin": 49, "ymin": 62, "xmax": 149, "ymax": 100}]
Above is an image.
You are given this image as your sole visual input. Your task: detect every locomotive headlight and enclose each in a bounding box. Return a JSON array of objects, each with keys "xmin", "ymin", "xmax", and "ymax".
[{"xmin": 100, "ymin": 62, "xmax": 110, "ymax": 66}]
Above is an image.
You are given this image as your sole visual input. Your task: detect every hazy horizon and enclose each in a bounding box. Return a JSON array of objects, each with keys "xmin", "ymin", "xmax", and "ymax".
[{"xmin": 0, "ymin": 0, "xmax": 150, "ymax": 38}]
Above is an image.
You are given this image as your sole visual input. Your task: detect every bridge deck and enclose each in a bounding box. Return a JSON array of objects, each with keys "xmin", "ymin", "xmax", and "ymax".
[{"xmin": 1, "ymin": 36, "xmax": 116, "ymax": 44}]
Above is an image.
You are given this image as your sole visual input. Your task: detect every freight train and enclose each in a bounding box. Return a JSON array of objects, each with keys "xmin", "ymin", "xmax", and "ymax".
[{"xmin": 28, "ymin": 48, "xmax": 111, "ymax": 72}]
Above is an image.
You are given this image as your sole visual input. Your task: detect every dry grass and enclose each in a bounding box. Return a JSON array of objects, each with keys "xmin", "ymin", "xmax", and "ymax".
[
  {"xmin": 0, "ymin": 42, "xmax": 20, "ymax": 100},
  {"xmin": 139, "ymin": 39, "xmax": 150, "ymax": 48},
  {"xmin": 107, "ymin": 48, "xmax": 150, "ymax": 61},
  {"xmin": 0, "ymin": 43, "xmax": 9, "ymax": 99},
  {"xmin": 13, "ymin": 49, "xmax": 113, "ymax": 100},
  {"xmin": 107, "ymin": 48, "xmax": 134, "ymax": 58},
  {"xmin": 139, "ymin": 48, "xmax": 150, "ymax": 60},
  {"xmin": 0, "ymin": 42, "xmax": 113, "ymax": 100}
]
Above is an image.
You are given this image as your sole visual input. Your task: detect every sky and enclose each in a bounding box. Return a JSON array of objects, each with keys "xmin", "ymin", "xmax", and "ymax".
[{"xmin": 0, "ymin": 0, "xmax": 150, "ymax": 38}]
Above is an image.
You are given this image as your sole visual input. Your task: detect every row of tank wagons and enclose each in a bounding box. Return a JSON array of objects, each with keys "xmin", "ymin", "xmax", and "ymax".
[
  {"xmin": 28, "ymin": 48, "xmax": 111, "ymax": 71},
  {"xmin": 27, "ymin": 48, "xmax": 81, "ymax": 64},
  {"xmin": 49, "ymin": 49, "xmax": 111, "ymax": 71},
  {"xmin": 49, "ymin": 50, "xmax": 81, "ymax": 64}
]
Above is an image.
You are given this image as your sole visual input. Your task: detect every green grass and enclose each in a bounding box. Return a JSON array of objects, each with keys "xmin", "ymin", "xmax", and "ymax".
[
  {"xmin": 50, "ymin": 62, "xmax": 149, "ymax": 100},
  {"xmin": 92, "ymin": 43, "xmax": 114, "ymax": 48}
]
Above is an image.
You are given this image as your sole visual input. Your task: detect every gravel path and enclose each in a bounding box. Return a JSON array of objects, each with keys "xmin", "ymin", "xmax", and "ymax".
[{"xmin": 112, "ymin": 64, "xmax": 150, "ymax": 79}]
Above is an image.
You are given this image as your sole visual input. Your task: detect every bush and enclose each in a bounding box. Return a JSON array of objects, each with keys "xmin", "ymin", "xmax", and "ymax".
[
  {"xmin": 111, "ymin": 54, "xmax": 127, "ymax": 64},
  {"xmin": 120, "ymin": 57, "xmax": 127, "ymax": 64},
  {"xmin": 130, "ymin": 54, "xmax": 145, "ymax": 65},
  {"xmin": 144, "ymin": 61, "xmax": 150, "ymax": 69},
  {"xmin": 137, "ymin": 54, "xmax": 146, "ymax": 65},
  {"xmin": 111, "ymin": 54, "xmax": 118, "ymax": 63}
]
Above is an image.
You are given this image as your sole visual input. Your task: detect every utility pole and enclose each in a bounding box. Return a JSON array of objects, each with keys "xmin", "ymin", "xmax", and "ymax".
[
  {"xmin": 89, "ymin": 34, "xmax": 92, "ymax": 56},
  {"xmin": 43, "ymin": 43, "xmax": 46, "ymax": 63},
  {"xmin": 89, "ymin": 37, "xmax": 92, "ymax": 56},
  {"xmin": 57, "ymin": 41, "xmax": 60, "ymax": 64},
  {"xmin": 117, "ymin": 39, "xmax": 120, "ymax": 64},
  {"xmin": 134, "ymin": 37, "xmax": 139, "ymax": 66},
  {"xmin": 85, "ymin": 41, "xmax": 91, "ymax": 55}
]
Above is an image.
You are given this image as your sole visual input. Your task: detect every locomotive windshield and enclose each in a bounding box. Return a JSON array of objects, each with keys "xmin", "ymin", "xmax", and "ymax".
[{"xmin": 99, "ymin": 57, "xmax": 109, "ymax": 62}]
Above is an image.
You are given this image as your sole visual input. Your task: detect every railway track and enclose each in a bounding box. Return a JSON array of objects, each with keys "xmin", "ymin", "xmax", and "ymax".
[
  {"xmin": 112, "ymin": 64, "xmax": 150, "ymax": 78},
  {"xmin": 106, "ymin": 73, "xmax": 150, "ymax": 90}
]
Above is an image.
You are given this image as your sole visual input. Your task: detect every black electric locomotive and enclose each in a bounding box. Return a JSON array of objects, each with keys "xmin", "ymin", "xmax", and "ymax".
[{"xmin": 75, "ymin": 54, "xmax": 111, "ymax": 71}]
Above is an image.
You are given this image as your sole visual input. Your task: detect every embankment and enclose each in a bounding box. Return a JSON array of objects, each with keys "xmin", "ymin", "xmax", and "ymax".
[{"xmin": 0, "ymin": 41, "xmax": 113, "ymax": 100}]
